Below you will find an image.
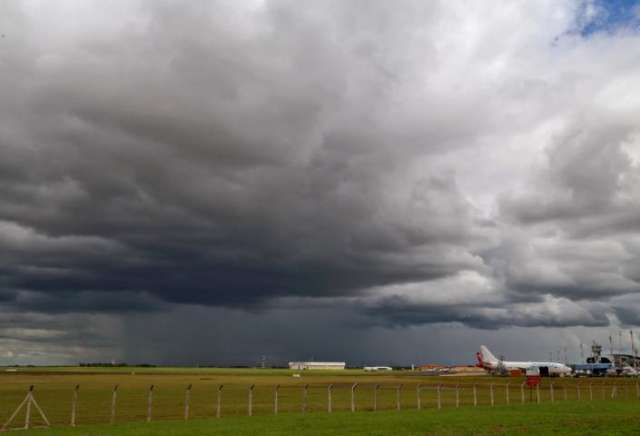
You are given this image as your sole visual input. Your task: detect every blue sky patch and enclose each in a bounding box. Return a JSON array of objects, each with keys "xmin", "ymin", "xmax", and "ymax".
[{"xmin": 577, "ymin": 0, "xmax": 640, "ymax": 36}]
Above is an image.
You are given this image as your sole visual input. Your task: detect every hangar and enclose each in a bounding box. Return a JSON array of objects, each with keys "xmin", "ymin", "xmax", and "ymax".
[{"xmin": 288, "ymin": 361, "xmax": 346, "ymax": 370}]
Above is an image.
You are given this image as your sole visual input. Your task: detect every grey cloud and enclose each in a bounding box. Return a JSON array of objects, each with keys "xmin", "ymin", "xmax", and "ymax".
[
  {"xmin": 496, "ymin": 120, "xmax": 640, "ymax": 306},
  {"xmin": 501, "ymin": 122, "xmax": 640, "ymax": 231},
  {"xmin": 485, "ymin": 234, "xmax": 640, "ymax": 303},
  {"xmin": 0, "ymin": 310, "xmax": 119, "ymax": 364},
  {"xmin": 362, "ymin": 295, "xmax": 611, "ymax": 330},
  {"xmin": 1, "ymin": 0, "xmax": 640, "ymax": 363}
]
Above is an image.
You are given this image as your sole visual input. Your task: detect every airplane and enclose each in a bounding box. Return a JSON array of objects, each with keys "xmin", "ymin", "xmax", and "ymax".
[{"xmin": 478, "ymin": 345, "xmax": 572, "ymax": 377}]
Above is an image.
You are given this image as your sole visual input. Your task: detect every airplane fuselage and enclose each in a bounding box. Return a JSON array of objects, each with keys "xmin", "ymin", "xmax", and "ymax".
[
  {"xmin": 479, "ymin": 345, "xmax": 572, "ymax": 376},
  {"xmin": 484, "ymin": 360, "xmax": 571, "ymax": 375}
]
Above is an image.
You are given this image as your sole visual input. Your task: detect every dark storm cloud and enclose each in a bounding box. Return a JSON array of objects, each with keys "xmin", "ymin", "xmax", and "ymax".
[
  {"xmin": 2, "ymin": 0, "xmax": 640, "ymax": 364},
  {"xmin": 0, "ymin": 0, "xmax": 487, "ymax": 315}
]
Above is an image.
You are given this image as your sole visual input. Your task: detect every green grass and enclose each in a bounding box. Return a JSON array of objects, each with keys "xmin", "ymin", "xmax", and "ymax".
[
  {"xmin": 2, "ymin": 367, "xmax": 638, "ymax": 433},
  {"xmin": 1, "ymin": 367, "xmax": 372, "ymax": 376},
  {"xmin": 17, "ymin": 401, "xmax": 640, "ymax": 435}
]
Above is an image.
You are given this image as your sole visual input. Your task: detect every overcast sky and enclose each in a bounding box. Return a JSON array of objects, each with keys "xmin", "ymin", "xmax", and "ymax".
[{"xmin": 1, "ymin": 0, "xmax": 640, "ymax": 366}]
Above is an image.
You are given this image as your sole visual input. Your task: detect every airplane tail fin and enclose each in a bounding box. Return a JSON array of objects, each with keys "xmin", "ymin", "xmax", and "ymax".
[
  {"xmin": 480, "ymin": 345, "xmax": 499, "ymax": 365},
  {"xmin": 475, "ymin": 352, "xmax": 484, "ymax": 368}
]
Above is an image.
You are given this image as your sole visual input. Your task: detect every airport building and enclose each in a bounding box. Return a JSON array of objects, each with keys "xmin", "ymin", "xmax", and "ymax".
[
  {"xmin": 288, "ymin": 361, "xmax": 346, "ymax": 370},
  {"xmin": 609, "ymin": 353, "xmax": 640, "ymax": 368}
]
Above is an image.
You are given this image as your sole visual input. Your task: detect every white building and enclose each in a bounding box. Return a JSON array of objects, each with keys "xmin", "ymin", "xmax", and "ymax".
[
  {"xmin": 288, "ymin": 361, "xmax": 346, "ymax": 370},
  {"xmin": 363, "ymin": 366, "xmax": 392, "ymax": 371}
]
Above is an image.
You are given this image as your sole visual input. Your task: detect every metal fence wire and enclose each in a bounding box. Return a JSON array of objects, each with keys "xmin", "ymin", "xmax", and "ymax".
[{"xmin": 2, "ymin": 380, "xmax": 638, "ymax": 431}]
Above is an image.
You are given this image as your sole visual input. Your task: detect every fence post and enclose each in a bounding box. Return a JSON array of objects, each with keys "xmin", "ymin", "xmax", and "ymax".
[
  {"xmin": 3, "ymin": 386, "xmax": 50, "ymax": 432},
  {"xmin": 216, "ymin": 385, "xmax": 223, "ymax": 418},
  {"xmin": 350, "ymin": 383, "xmax": 357, "ymax": 412},
  {"xmin": 611, "ymin": 385, "xmax": 616, "ymax": 399},
  {"xmin": 146, "ymin": 385, "xmax": 154, "ymax": 423},
  {"xmin": 520, "ymin": 383, "xmax": 525, "ymax": 404},
  {"xmin": 505, "ymin": 383, "xmax": 509, "ymax": 405},
  {"xmin": 302, "ymin": 384, "xmax": 308, "ymax": 413},
  {"xmin": 589, "ymin": 383, "xmax": 593, "ymax": 401},
  {"xmin": 490, "ymin": 384, "xmax": 494, "ymax": 406},
  {"xmin": 396, "ymin": 385, "xmax": 402, "ymax": 411},
  {"xmin": 473, "ymin": 384, "xmax": 477, "ymax": 407},
  {"xmin": 416, "ymin": 385, "xmax": 421, "ymax": 410},
  {"xmin": 536, "ymin": 384, "xmax": 540, "ymax": 404},
  {"xmin": 550, "ymin": 383, "xmax": 554, "ymax": 403},
  {"xmin": 248, "ymin": 385, "xmax": 254, "ymax": 416},
  {"xmin": 71, "ymin": 384, "xmax": 79, "ymax": 427},
  {"xmin": 110, "ymin": 385, "xmax": 118, "ymax": 425},
  {"xmin": 274, "ymin": 385, "xmax": 280, "ymax": 414},
  {"xmin": 374, "ymin": 384, "xmax": 379, "ymax": 411},
  {"xmin": 455, "ymin": 385, "xmax": 460, "ymax": 408},
  {"xmin": 437, "ymin": 385, "xmax": 442, "ymax": 409},
  {"xmin": 184, "ymin": 384, "xmax": 192, "ymax": 421},
  {"xmin": 327, "ymin": 384, "xmax": 333, "ymax": 413},
  {"xmin": 24, "ymin": 387, "xmax": 32, "ymax": 430}
]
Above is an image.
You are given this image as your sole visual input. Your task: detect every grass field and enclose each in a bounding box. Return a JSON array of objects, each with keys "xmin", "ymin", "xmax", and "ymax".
[
  {"xmin": 16, "ymin": 401, "xmax": 640, "ymax": 435},
  {"xmin": 1, "ymin": 367, "xmax": 639, "ymax": 433}
]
